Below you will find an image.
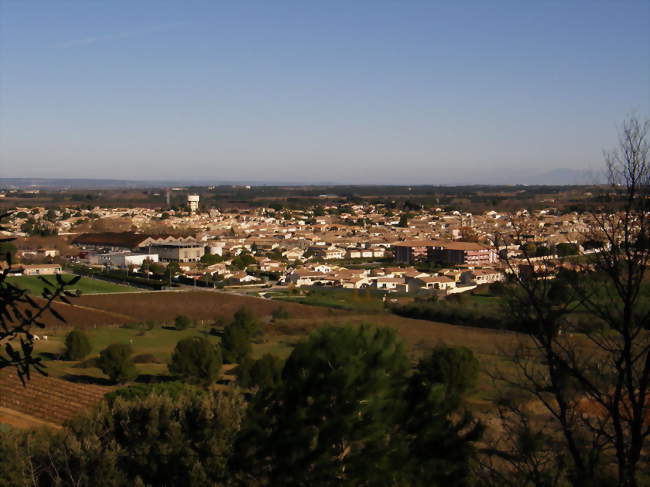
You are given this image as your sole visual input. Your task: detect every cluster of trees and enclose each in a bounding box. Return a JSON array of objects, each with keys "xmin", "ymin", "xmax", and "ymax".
[
  {"xmin": 61, "ymin": 329, "xmax": 137, "ymax": 383},
  {"xmin": 519, "ymin": 242, "xmax": 580, "ymax": 258},
  {"xmin": 20, "ymin": 217, "xmax": 58, "ymax": 236},
  {"xmin": 391, "ymin": 298, "xmax": 507, "ymax": 330},
  {"xmin": 1, "ymin": 118, "xmax": 648, "ymax": 486},
  {"xmin": 0, "ymin": 325, "xmax": 482, "ymax": 487}
]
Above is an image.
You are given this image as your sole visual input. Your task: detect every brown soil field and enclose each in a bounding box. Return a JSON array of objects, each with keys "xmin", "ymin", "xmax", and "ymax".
[
  {"xmin": 73, "ymin": 290, "xmax": 344, "ymax": 324},
  {"xmin": 0, "ymin": 368, "xmax": 112, "ymax": 426},
  {"xmin": 21, "ymin": 298, "xmax": 134, "ymax": 329}
]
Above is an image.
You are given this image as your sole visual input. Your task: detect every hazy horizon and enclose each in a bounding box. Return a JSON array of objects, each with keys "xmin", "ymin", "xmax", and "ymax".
[{"xmin": 1, "ymin": 1, "xmax": 648, "ymax": 183}]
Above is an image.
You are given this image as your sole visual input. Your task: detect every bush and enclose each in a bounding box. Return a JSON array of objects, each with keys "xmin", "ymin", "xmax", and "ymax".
[
  {"xmin": 64, "ymin": 330, "xmax": 92, "ymax": 361},
  {"xmin": 169, "ymin": 336, "xmax": 222, "ymax": 385},
  {"xmin": 64, "ymin": 389, "xmax": 245, "ymax": 486},
  {"xmin": 97, "ymin": 343, "xmax": 137, "ymax": 384},
  {"xmin": 174, "ymin": 315, "xmax": 193, "ymax": 331},
  {"xmin": 104, "ymin": 381, "xmax": 201, "ymax": 405},
  {"xmin": 391, "ymin": 301, "xmax": 508, "ymax": 330}
]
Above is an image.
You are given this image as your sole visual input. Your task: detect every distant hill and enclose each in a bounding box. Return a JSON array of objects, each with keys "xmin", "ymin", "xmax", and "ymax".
[
  {"xmin": 529, "ymin": 168, "xmax": 606, "ymax": 185},
  {"xmin": 0, "ymin": 170, "xmax": 606, "ymax": 189}
]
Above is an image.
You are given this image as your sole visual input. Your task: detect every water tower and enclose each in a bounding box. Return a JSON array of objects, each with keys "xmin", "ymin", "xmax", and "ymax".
[{"xmin": 187, "ymin": 194, "xmax": 200, "ymax": 214}]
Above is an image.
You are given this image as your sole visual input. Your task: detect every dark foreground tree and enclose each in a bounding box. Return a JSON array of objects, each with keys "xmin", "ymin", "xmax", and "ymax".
[
  {"xmin": 488, "ymin": 116, "xmax": 650, "ymax": 487},
  {"xmin": 236, "ymin": 353, "xmax": 283, "ymax": 390},
  {"xmin": 169, "ymin": 336, "xmax": 222, "ymax": 385},
  {"xmin": 232, "ymin": 325, "xmax": 481, "ymax": 487},
  {"xmin": 0, "ymin": 215, "xmax": 79, "ymax": 380},
  {"xmin": 0, "ymin": 389, "xmax": 245, "ymax": 487},
  {"xmin": 64, "ymin": 329, "xmax": 92, "ymax": 360},
  {"xmin": 97, "ymin": 343, "xmax": 137, "ymax": 384}
]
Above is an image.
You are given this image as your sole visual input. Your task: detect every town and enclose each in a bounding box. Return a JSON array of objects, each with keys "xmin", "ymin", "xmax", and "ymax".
[
  {"xmin": 1, "ymin": 188, "xmax": 595, "ymax": 296},
  {"xmin": 1, "ymin": 1, "xmax": 647, "ymax": 484}
]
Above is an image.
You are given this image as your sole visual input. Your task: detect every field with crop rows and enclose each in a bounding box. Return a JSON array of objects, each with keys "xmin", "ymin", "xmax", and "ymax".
[{"xmin": 0, "ymin": 368, "xmax": 112, "ymax": 427}]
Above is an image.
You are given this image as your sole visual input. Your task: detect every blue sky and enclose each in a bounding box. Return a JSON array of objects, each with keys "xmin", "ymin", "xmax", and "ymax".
[{"xmin": 1, "ymin": 0, "xmax": 648, "ymax": 184}]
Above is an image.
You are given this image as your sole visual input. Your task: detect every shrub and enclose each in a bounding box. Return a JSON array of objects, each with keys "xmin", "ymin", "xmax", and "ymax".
[
  {"xmin": 64, "ymin": 330, "xmax": 92, "ymax": 361},
  {"xmin": 97, "ymin": 343, "xmax": 137, "ymax": 384},
  {"xmin": 65, "ymin": 389, "xmax": 245, "ymax": 486},
  {"xmin": 105, "ymin": 381, "xmax": 201, "ymax": 405},
  {"xmin": 174, "ymin": 315, "xmax": 193, "ymax": 331}
]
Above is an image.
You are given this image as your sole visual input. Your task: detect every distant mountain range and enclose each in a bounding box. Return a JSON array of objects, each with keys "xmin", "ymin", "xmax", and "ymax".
[{"xmin": 0, "ymin": 169, "xmax": 606, "ymax": 189}]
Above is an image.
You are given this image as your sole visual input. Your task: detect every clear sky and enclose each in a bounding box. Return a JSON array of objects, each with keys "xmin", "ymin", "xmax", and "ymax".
[{"xmin": 0, "ymin": 0, "xmax": 648, "ymax": 184}]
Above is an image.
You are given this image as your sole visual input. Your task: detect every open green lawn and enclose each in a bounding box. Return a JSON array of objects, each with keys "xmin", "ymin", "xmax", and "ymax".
[
  {"xmin": 7, "ymin": 274, "xmax": 139, "ymax": 295},
  {"xmin": 32, "ymin": 322, "xmax": 299, "ymax": 383},
  {"xmin": 34, "ymin": 324, "xmax": 223, "ymax": 380}
]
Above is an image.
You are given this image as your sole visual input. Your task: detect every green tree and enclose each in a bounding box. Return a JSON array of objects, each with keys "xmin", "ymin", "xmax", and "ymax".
[
  {"xmin": 165, "ymin": 262, "xmax": 181, "ymax": 280},
  {"xmin": 148, "ymin": 262, "xmax": 166, "ymax": 276},
  {"xmin": 401, "ymin": 348, "xmax": 482, "ymax": 487},
  {"xmin": 0, "ymin": 242, "xmax": 17, "ymax": 262},
  {"xmin": 200, "ymin": 252, "xmax": 223, "ymax": 265},
  {"xmin": 231, "ymin": 306, "xmax": 260, "ymax": 337},
  {"xmin": 233, "ymin": 325, "xmax": 409, "ymax": 485},
  {"xmin": 64, "ymin": 329, "xmax": 92, "ymax": 361},
  {"xmin": 169, "ymin": 336, "xmax": 222, "ymax": 385},
  {"xmin": 398, "ymin": 214, "xmax": 409, "ymax": 227},
  {"xmin": 174, "ymin": 314, "xmax": 193, "ymax": 331},
  {"xmin": 6, "ymin": 390, "xmax": 245, "ymax": 486},
  {"xmin": 234, "ymin": 325, "xmax": 481, "ymax": 486},
  {"xmin": 221, "ymin": 322, "xmax": 251, "ymax": 364},
  {"xmin": 230, "ymin": 253, "xmax": 256, "ymax": 270},
  {"xmin": 556, "ymin": 242, "xmax": 579, "ymax": 257},
  {"xmin": 97, "ymin": 344, "xmax": 137, "ymax": 384},
  {"xmin": 414, "ymin": 345, "xmax": 479, "ymax": 409},
  {"xmin": 237, "ymin": 353, "xmax": 283, "ymax": 389}
]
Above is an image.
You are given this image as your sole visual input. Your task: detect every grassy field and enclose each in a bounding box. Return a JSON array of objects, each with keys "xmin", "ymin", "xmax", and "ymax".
[
  {"xmin": 271, "ymin": 288, "xmax": 389, "ymax": 312},
  {"xmin": 0, "ymin": 287, "xmax": 525, "ymax": 429},
  {"xmin": 7, "ymin": 274, "xmax": 139, "ymax": 296}
]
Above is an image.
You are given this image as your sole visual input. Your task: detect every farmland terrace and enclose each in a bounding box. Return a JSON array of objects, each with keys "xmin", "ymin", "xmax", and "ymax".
[{"xmin": 0, "ymin": 368, "xmax": 112, "ymax": 428}]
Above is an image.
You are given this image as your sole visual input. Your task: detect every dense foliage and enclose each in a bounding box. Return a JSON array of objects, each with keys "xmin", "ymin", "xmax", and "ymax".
[
  {"xmin": 97, "ymin": 343, "xmax": 137, "ymax": 384},
  {"xmin": 0, "ymin": 389, "xmax": 244, "ymax": 487},
  {"xmin": 64, "ymin": 329, "xmax": 92, "ymax": 361},
  {"xmin": 232, "ymin": 325, "xmax": 481, "ymax": 486},
  {"xmin": 169, "ymin": 336, "xmax": 222, "ymax": 385}
]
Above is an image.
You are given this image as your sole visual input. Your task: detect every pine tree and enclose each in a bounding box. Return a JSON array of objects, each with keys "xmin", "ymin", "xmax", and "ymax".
[{"xmin": 169, "ymin": 336, "xmax": 222, "ymax": 385}]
